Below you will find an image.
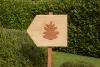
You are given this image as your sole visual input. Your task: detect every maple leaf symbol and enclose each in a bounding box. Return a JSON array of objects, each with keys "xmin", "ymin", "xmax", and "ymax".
[{"xmin": 43, "ymin": 21, "xmax": 59, "ymax": 40}]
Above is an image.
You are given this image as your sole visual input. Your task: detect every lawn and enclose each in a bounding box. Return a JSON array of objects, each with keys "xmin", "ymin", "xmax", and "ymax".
[{"xmin": 53, "ymin": 51, "xmax": 100, "ymax": 67}]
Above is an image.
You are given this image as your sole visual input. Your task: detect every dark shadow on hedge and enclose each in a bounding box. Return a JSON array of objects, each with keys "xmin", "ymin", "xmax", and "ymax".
[{"xmin": 20, "ymin": 44, "xmax": 47, "ymax": 67}]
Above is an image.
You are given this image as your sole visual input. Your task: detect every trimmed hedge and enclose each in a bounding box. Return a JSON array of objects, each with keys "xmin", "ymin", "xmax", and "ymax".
[
  {"xmin": 60, "ymin": 61, "xmax": 95, "ymax": 67},
  {"xmin": 0, "ymin": 0, "xmax": 100, "ymax": 58},
  {"xmin": 0, "ymin": 28, "xmax": 47, "ymax": 67}
]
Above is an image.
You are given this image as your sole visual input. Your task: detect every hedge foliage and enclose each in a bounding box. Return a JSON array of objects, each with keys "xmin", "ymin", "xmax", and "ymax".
[
  {"xmin": 60, "ymin": 61, "xmax": 95, "ymax": 67},
  {"xmin": 0, "ymin": 0, "xmax": 100, "ymax": 57},
  {"xmin": 0, "ymin": 28, "xmax": 47, "ymax": 67}
]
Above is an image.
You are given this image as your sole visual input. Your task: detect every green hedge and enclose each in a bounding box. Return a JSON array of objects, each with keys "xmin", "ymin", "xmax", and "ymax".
[
  {"xmin": 0, "ymin": 0, "xmax": 100, "ymax": 58},
  {"xmin": 60, "ymin": 61, "xmax": 95, "ymax": 67},
  {"xmin": 0, "ymin": 28, "xmax": 47, "ymax": 67}
]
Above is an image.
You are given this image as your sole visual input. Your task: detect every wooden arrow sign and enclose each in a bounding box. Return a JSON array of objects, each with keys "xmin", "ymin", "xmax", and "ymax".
[
  {"xmin": 27, "ymin": 14, "xmax": 67, "ymax": 47},
  {"xmin": 27, "ymin": 12, "xmax": 67, "ymax": 67}
]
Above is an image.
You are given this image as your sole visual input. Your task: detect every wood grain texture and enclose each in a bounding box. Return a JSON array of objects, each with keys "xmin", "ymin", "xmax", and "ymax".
[{"xmin": 48, "ymin": 48, "xmax": 52, "ymax": 67}]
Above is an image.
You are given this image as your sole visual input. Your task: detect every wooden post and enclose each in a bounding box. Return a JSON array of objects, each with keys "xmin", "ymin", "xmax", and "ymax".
[
  {"xmin": 48, "ymin": 12, "xmax": 53, "ymax": 67},
  {"xmin": 48, "ymin": 48, "xmax": 52, "ymax": 67}
]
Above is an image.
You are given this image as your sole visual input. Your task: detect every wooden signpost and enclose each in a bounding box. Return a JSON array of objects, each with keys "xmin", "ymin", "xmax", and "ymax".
[
  {"xmin": 27, "ymin": 12, "xmax": 67, "ymax": 67},
  {"xmin": 48, "ymin": 12, "xmax": 53, "ymax": 67}
]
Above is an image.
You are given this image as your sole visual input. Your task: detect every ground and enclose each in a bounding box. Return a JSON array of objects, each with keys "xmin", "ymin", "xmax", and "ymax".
[{"xmin": 53, "ymin": 51, "xmax": 100, "ymax": 67}]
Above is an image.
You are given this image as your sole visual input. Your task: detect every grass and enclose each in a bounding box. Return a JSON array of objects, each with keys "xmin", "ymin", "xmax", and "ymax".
[{"xmin": 53, "ymin": 52, "xmax": 100, "ymax": 67}]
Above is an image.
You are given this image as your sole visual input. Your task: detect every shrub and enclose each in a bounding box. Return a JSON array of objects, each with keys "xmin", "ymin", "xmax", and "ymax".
[
  {"xmin": 60, "ymin": 61, "xmax": 95, "ymax": 67},
  {"xmin": 0, "ymin": 0, "xmax": 100, "ymax": 58},
  {"xmin": 0, "ymin": 28, "xmax": 47, "ymax": 67}
]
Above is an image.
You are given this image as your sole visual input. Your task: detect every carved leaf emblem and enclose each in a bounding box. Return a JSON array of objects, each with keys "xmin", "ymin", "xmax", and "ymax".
[{"xmin": 43, "ymin": 21, "xmax": 59, "ymax": 40}]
